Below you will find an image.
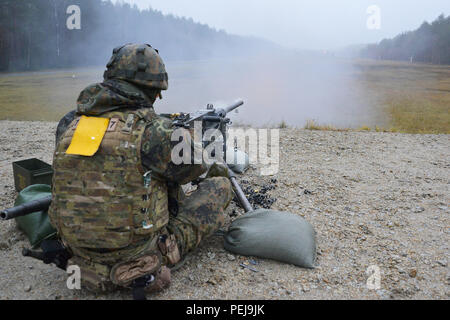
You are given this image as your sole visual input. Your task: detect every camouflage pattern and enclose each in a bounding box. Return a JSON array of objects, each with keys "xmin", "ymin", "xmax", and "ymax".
[
  {"xmin": 49, "ymin": 106, "xmax": 170, "ymax": 253},
  {"xmin": 76, "ymin": 79, "xmax": 155, "ymax": 116},
  {"xmin": 141, "ymin": 117, "xmax": 207, "ymax": 184},
  {"xmin": 167, "ymin": 177, "xmax": 233, "ymax": 254},
  {"xmin": 49, "ymin": 79, "xmax": 172, "ymax": 291},
  {"xmin": 103, "ymin": 43, "xmax": 168, "ymax": 91},
  {"xmin": 49, "ymin": 43, "xmax": 233, "ymax": 293},
  {"xmin": 66, "ymin": 255, "xmax": 116, "ymax": 292},
  {"xmin": 206, "ymin": 162, "xmax": 234, "ymax": 179}
]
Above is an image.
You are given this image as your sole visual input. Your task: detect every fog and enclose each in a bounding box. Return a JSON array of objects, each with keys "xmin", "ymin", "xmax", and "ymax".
[
  {"xmin": 3, "ymin": 1, "xmax": 447, "ymax": 126},
  {"xmin": 99, "ymin": 1, "xmax": 447, "ymax": 127},
  {"xmin": 155, "ymin": 53, "xmax": 378, "ymax": 128},
  {"xmin": 120, "ymin": 0, "xmax": 450, "ymax": 50}
]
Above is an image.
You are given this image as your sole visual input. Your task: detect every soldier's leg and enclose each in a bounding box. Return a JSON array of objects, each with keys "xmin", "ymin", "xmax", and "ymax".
[{"xmin": 166, "ymin": 177, "xmax": 233, "ymax": 256}]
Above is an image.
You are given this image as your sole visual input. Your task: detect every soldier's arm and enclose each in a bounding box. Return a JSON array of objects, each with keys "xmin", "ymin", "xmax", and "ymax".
[
  {"xmin": 141, "ymin": 117, "xmax": 207, "ymax": 185},
  {"xmin": 55, "ymin": 110, "xmax": 77, "ymax": 145}
]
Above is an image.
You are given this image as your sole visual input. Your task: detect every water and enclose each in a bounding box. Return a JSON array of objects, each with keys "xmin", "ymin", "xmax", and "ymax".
[{"xmin": 0, "ymin": 54, "xmax": 381, "ymax": 127}]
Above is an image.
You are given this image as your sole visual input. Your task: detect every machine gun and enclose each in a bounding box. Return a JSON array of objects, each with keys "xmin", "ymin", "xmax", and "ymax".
[
  {"xmin": 162, "ymin": 100, "xmax": 244, "ymax": 162},
  {"xmin": 171, "ymin": 100, "xmax": 243, "ymax": 127}
]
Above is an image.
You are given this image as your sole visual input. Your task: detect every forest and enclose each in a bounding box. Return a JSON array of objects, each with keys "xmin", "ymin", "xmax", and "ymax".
[
  {"xmin": 360, "ymin": 14, "xmax": 450, "ymax": 65},
  {"xmin": 0, "ymin": 0, "xmax": 271, "ymax": 72}
]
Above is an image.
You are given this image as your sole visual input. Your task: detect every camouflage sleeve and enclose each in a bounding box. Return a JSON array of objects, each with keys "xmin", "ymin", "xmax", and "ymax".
[
  {"xmin": 55, "ymin": 110, "xmax": 76, "ymax": 145},
  {"xmin": 141, "ymin": 116, "xmax": 207, "ymax": 185}
]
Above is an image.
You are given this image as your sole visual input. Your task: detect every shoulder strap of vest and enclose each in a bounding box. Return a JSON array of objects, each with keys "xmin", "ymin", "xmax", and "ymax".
[
  {"xmin": 101, "ymin": 107, "xmax": 156, "ymax": 123},
  {"xmin": 89, "ymin": 108, "xmax": 162, "ymax": 180}
]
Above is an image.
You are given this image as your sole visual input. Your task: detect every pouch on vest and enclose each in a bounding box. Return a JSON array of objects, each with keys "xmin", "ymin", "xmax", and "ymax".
[
  {"xmin": 224, "ymin": 209, "xmax": 317, "ymax": 268},
  {"xmin": 110, "ymin": 251, "xmax": 162, "ymax": 287},
  {"xmin": 14, "ymin": 184, "xmax": 57, "ymax": 249},
  {"xmin": 158, "ymin": 234, "xmax": 181, "ymax": 267}
]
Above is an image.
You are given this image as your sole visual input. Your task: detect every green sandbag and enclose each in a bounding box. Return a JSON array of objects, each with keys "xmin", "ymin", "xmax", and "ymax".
[
  {"xmin": 224, "ymin": 209, "xmax": 316, "ymax": 268},
  {"xmin": 14, "ymin": 184, "xmax": 57, "ymax": 249}
]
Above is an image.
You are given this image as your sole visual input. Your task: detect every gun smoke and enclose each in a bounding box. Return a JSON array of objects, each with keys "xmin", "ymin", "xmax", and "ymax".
[
  {"xmin": 156, "ymin": 52, "xmax": 378, "ymax": 128},
  {"xmin": 0, "ymin": 0, "xmax": 380, "ymax": 128}
]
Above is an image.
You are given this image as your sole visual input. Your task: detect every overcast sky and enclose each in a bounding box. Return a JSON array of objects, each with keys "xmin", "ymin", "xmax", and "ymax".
[{"xmin": 113, "ymin": 0, "xmax": 449, "ymax": 50}]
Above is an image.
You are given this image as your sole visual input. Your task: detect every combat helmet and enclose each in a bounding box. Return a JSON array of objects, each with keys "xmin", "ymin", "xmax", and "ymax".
[{"xmin": 103, "ymin": 43, "xmax": 168, "ymax": 90}]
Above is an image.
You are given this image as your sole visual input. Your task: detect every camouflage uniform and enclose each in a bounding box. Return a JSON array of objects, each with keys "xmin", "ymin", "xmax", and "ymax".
[{"xmin": 49, "ymin": 44, "xmax": 232, "ymax": 293}]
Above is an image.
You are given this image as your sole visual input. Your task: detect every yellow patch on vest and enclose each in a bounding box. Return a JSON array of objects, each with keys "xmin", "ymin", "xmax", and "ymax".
[{"xmin": 66, "ymin": 116, "xmax": 110, "ymax": 156}]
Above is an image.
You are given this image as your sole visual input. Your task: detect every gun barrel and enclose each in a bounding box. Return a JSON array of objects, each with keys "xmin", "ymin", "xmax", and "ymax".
[
  {"xmin": 224, "ymin": 100, "xmax": 244, "ymax": 114},
  {"xmin": 1, "ymin": 195, "xmax": 52, "ymax": 221},
  {"xmin": 227, "ymin": 168, "xmax": 253, "ymax": 213}
]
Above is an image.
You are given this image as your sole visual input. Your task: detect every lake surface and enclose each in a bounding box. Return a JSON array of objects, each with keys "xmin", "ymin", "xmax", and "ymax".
[{"xmin": 0, "ymin": 55, "xmax": 384, "ymax": 127}]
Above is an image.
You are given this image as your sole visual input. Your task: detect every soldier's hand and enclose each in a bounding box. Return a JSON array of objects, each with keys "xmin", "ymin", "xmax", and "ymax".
[{"xmin": 205, "ymin": 162, "xmax": 234, "ymax": 179}]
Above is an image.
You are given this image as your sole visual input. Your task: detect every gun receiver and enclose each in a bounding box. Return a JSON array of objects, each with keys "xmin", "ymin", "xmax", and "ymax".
[
  {"xmin": 171, "ymin": 99, "xmax": 244, "ymax": 127},
  {"xmin": 166, "ymin": 100, "xmax": 244, "ymax": 163}
]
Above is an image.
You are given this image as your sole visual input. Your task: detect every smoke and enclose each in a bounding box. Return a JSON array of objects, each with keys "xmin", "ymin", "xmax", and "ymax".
[
  {"xmin": 62, "ymin": 1, "xmax": 382, "ymax": 128},
  {"xmin": 1, "ymin": 1, "xmax": 381, "ymax": 127},
  {"xmin": 154, "ymin": 51, "xmax": 378, "ymax": 128}
]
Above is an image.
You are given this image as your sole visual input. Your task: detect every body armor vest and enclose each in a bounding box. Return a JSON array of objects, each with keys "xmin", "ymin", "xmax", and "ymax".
[{"xmin": 48, "ymin": 108, "xmax": 169, "ymax": 255}]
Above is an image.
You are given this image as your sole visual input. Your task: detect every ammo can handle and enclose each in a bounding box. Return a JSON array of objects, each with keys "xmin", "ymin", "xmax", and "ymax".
[{"xmin": 33, "ymin": 171, "xmax": 52, "ymax": 177}]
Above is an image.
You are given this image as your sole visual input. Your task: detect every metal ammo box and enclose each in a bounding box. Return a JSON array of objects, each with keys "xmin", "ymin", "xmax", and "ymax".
[{"xmin": 12, "ymin": 158, "xmax": 53, "ymax": 192}]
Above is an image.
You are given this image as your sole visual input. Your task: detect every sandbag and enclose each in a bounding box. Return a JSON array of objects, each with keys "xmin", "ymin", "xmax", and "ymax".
[
  {"xmin": 224, "ymin": 209, "xmax": 316, "ymax": 268},
  {"xmin": 14, "ymin": 184, "xmax": 57, "ymax": 248},
  {"xmin": 227, "ymin": 149, "xmax": 249, "ymax": 174}
]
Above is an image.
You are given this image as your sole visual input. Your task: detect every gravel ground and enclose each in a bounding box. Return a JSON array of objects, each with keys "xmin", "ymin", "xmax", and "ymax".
[{"xmin": 0, "ymin": 120, "xmax": 448, "ymax": 300}]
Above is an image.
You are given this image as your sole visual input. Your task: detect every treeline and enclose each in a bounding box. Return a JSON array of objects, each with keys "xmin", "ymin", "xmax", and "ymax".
[
  {"xmin": 361, "ymin": 14, "xmax": 450, "ymax": 65},
  {"xmin": 0, "ymin": 0, "xmax": 271, "ymax": 72}
]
